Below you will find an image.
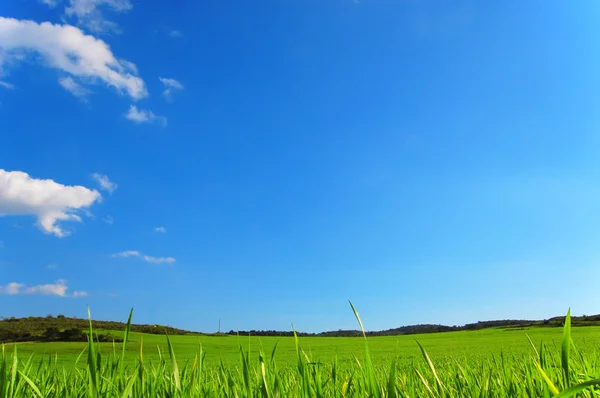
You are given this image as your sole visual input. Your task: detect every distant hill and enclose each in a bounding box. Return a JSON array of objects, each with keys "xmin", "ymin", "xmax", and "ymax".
[
  {"xmin": 0, "ymin": 314, "xmax": 203, "ymax": 343},
  {"xmin": 2, "ymin": 313, "xmax": 600, "ymax": 343},
  {"xmin": 229, "ymin": 314, "xmax": 600, "ymax": 337}
]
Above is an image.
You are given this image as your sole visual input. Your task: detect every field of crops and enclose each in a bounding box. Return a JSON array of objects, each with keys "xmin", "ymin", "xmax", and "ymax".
[{"xmin": 2, "ymin": 307, "xmax": 600, "ymax": 397}]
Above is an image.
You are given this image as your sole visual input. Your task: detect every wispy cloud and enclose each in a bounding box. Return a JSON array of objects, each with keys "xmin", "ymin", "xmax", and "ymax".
[
  {"xmin": 158, "ymin": 77, "xmax": 184, "ymax": 101},
  {"xmin": 91, "ymin": 173, "xmax": 117, "ymax": 194},
  {"xmin": 46, "ymin": 264, "xmax": 57, "ymax": 269},
  {"xmin": 112, "ymin": 250, "xmax": 176, "ymax": 265},
  {"xmin": 0, "ymin": 282, "xmax": 23, "ymax": 295},
  {"xmin": 0, "ymin": 17, "xmax": 147, "ymax": 100},
  {"xmin": 142, "ymin": 255, "xmax": 176, "ymax": 265},
  {"xmin": 112, "ymin": 250, "xmax": 140, "ymax": 258},
  {"xmin": 0, "ymin": 169, "xmax": 102, "ymax": 237},
  {"xmin": 0, "ymin": 279, "xmax": 86, "ymax": 297},
  {"xmin": 167, "ymin": 29, "xmax": 183, "ymax": 38},
  {"xmin": 59, "ymin": 76, "xmax": 91, "ymax": 101},
  {"xmin": 103, "ymin": 215, "xmax": 114, "ymax": 224},
  {"xmin": 125, "ymin": 105, "xmax": 167, "ymax": 126},
  {"xmin": 39, "ymin": 0, "xmax": 58, "ymax": 7},
  {"xmin": 154, "ymin": 226, "xmax": 166, "ymax": 233},
  {"xmin": 0, "ymin": 81, "xmax": 14, "ymax": 90},
  {"xmin": 65, "ymin": 0, "xmax": 132, "ymax": 34}
]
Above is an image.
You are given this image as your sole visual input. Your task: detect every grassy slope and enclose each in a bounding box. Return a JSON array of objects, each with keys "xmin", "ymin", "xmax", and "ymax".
[{"xmin": 6, "ymin": 325, "xmax": 600, "ymax": 370}]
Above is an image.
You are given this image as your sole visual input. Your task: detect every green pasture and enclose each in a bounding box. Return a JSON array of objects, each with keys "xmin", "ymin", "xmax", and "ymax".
[
  {"xmin": 6, "ymin": 321, "xmax": 600, "ymax": 370},
  {"xmin": 3, "ymin": 308, "xmax": 600, "ymax": 396}
]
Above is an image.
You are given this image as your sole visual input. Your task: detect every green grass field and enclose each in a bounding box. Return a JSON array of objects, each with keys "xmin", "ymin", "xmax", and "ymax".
[
  {"xmin": 6, "ymin": 324, "xmax": 600, "ymax": 370},
  {"xmin": 3, "ymin": 308, "xmax": 600, "ymax": 396}
]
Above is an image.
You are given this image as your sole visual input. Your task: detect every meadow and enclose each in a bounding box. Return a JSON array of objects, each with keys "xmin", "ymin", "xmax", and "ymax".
[{"xmin": 2, "ymin": 306, "xmax": 600, "ymax": 397}]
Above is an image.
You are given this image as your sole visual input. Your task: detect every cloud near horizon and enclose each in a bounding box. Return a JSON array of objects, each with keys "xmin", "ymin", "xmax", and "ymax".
[
  {"xmin": 0, "ymin": 279, "xmax": 87, "ymax": 297},
  {"xmin": 112, "ymin": 250, "xmax": 176, "ymax": 265},
  {"xmin": 0, "ymin": 17, "xmax": 147, "ymax": 100},
  {"xmin": 0, "ymin": 169, "xmax": 102, "ymax": 237}
]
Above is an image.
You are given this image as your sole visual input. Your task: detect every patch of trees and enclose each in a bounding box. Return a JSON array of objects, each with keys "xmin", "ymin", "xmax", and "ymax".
[
  {"xmin": 0, "ymin": 315, "xmax": 202, "ymax": 343},
  {"xmin": 226, "ymin": 314, "xmax": 600, "ymax": 337},
  {"xmin": 0, "ymin": 327, "xmax": 122, "ymax": 343}
]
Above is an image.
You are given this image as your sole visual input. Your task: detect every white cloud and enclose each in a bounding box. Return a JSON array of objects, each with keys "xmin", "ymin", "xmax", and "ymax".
[
  {"xmin": 40, "ymin": 0, "xmax": 58, "ymax": 7},
  {"xmin": 24, "ymin": 279, "xmax": 69, "ymax": 296},
  {"xmin": 0, "ymin": 17, "xmax": 147, "ymax": 100},
  {"xmin": 112, "ymin": 250, "xmax": 176, "ymax": 265},
  {"xmin": 112, "ymin": 250, "xmax": 140, "ymax": 258},
  {"xmin": 154, "ymin": 226, "xmax": 166, "ymax": 233},
  {"xmin": 0, "ymin": 279, "xmax": 84, "ymax": 297},
  {"xmin": 46, "ymin": 263, "xmax": 57, "ymax": 269},
  {"xmin": 103, "ymin": 215, "xmax": 114, "ymax": 224},
  {"xmin": 59, "ymin": 76, "xmax": 90, "ymax": 100},
  {"xmin": 0, "ymin": 169, "xmax": 102, "ymax": 237},
  {"xmin": 65, "ymin": 0, "xmax": 132, "ymax": 34},
  {"xmin": 90, "ymin": 173, "xmax": 117, "ymax": 194},
  {"xmin": 168, "ymin": 29, "xmax": 183, "ymax": 38},
  {"xmin": 0, "ymin": 81, "xmax": 14, "ymax": 89},
  {"xmin": 0, "ymin": 282, "xmax": 24, "ymax": 295},
  {"xmin": 142, "ymin": 255, "xmax": 176, "ymax": 265},
  {"xmin": 125, "ymin": 105, "xmax": 167, "ymax": 126},
  {"xmin": 158, "ymin": 77, "xmax": 184, "ymax": 100}
]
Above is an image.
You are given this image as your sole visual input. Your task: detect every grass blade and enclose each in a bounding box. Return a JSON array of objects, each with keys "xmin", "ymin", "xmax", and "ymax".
[{"xmin": 562, "ymin": 308, "xmax": 571, "ymax": 388}]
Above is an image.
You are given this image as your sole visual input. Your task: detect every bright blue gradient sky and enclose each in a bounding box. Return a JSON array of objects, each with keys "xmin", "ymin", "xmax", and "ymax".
[{"xmin": 1, "ymin": 1, "xmax": 599, "ymax": 333}]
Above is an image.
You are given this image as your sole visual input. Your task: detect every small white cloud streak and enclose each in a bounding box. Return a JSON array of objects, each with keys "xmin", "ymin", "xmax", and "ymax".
[
  {"xmin": 0, "ymin": 282, "xmax": 24, "ymax": 295},
  {"xmin": 0, "ymin": 279, "xmax": 85, "ymax": 297},
  {"xmin": 91, "ymin": 173, "xmax": 117, "ymax": 194},
  {"xmin": 125, "ymin": 105, "xmax": 167, "ymax": 126},
  {"xmin": 65, "ymin": 0, "xmax": 133, "ymax": 34},
  {"xmin": 24, "ymin": 279, "xmax": 68, "ymax": 296},
  {"xmin": 112, "ymin": 250, "xmax": 176, "ymax": 265},
  {"xmin": 158, "ymin": 77, "xmax": 184, "ymax": 100},
  {"xmin": 0, "ymin": 81, "xmax": 15, "ymax": 89},
  {"xmin": 142, "ymin": 255, "xmax": 175, "ymax": 265},
  {"xmin": 59, "ymin": 76, "xmax": 90, "ymax": 100},
  {"xmin": 154, "ymin": 226, "xmax": 166, "ymax": 233},
  {"xmin": 112, "ymin": 250, "xmax": 140, "ymax": 258},
  {"xmin": 168, "ymin": 29, "xmax": 183, "ymax": 38}
]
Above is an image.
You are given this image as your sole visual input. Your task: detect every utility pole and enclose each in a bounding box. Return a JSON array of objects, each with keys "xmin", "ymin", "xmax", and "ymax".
[{"xmin": 218, "ymin": 318, "xmax": 221, "ymax": 334}]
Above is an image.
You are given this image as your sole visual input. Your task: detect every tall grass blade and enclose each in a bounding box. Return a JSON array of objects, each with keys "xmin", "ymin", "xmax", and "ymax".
[
  {"xmin": 535, "ymin": 361, "xmax": 560, "ymax": 396},
  {"xmin": 17, "ymin": 371, "xmax": 43, "ymax": 398},
  {"xmin": 562, "ymin": 308, "xmax": 571, "ymax": 387},
  {"xmin": 87, "ymin": 306, "xmax": 98, "ymax": 398},
  {"xmin": 554, "ymin": 378, "xmax": 600, "ymax": 398},
  {"xmin": 166, "ymin": 334, "xmax": 181, "ymax": 392},
  {"xmin": 120, "ymin": 308, "xmax": 134, "ymax": 373},
  {"xmin": 416, "ymin": 340, "xmax": 444, "ymax": 394}
]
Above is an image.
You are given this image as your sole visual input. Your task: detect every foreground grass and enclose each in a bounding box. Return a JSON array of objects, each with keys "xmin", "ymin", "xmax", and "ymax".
[{"xmin": 2, "ymin": 305, "xmax": 600, "ymax": 397}]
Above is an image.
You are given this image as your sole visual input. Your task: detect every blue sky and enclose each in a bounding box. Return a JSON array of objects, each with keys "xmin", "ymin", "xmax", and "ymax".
[{"xmin": 1, "ymin": 0, "xmax": 600, "ymax": 333}]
